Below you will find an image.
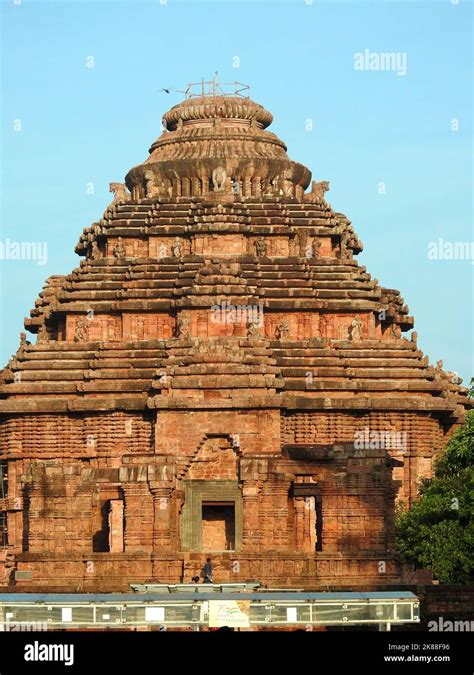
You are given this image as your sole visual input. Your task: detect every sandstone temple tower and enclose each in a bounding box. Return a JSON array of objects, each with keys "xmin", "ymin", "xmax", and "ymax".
[{"xmin": 0, "ymin": 82, "xmax": 468, "ymax": 592}]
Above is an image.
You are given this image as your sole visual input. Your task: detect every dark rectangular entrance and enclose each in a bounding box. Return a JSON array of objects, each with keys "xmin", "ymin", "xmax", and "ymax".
[{"xmin": 202, "ymin": 502, "xmax": 235, "ymax": 551}]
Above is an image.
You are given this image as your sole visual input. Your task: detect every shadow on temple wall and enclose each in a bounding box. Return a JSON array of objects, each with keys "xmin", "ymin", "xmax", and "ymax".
[{"xmin": 92, "ymin": 500, "xmax": 110, "ymax": 552}]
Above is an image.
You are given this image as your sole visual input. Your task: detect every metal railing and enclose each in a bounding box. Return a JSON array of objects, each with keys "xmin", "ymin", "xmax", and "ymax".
[{"xmin": 0, "ymin": 592, "xmax": 419, "ymax": 629}]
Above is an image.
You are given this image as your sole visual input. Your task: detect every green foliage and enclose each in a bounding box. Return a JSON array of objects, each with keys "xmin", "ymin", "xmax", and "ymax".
[
  {"xmin": 435, "ymin": 408, "xmax": 474, "ymax": 477},
  {"xmin": 396, "ymin": 410, "xmax": 474, "ymax": 583},
  {"xmin": 468, "ymin": 377, "xmax": 474, "ymax": 399}
]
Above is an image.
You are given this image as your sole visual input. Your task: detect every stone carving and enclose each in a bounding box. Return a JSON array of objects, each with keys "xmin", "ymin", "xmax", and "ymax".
[
  {"xmin": 254, "ymin": 237, "xmax": 267, "ymax": 258},
  {"xmin": 144, "ymin": 171, "xmax": 161, "ymax": 198},
  {"xmin": 296, "ymin": 231, "xmax": 308, "ymax": 257},
  {"xmin": 176, "ymin": 312, "xmax": 190, "ymax": 338},
  {"xmin": 305, "ymin": 180, "xmax": 330, "ymax": 204},
  {"xmin": 246, "ymin": 318, "xmax": 261, "ymax": 338},
  {"xmin": 318, "ymin": 315, "xmax": 328, "ymax": 339},
  {"xmin": 349, "ymin": 316, "xmax": 363, "ymax": 341},
  {"xmin": 109, "ymin": 182, "xmax": 130, "ymax": 203},
  {"xmin": 311, "ymin": 238, "xmax": 322, "ymax": 258},
  {"xmin": 288, "ymin": 236, "xmax": 298, "ymax": 257},
  {"xmin": 275, "ymin": 319, "xmax": 290, "ymax": 340},
  {"xmin": 113, "ymin": 237, "xmax": 126, "ymax": 259},
  {"xmin": 212, "ymin": 167, "xmax": 227, "ymax": 192},
  {"xmin": 91, "ymin": 240, "xmax": 101, "ymax": 260},
  {"xmin": 17, "ymin": 332, "xmax": 30, "ymax": 357},
  {"xmin": 37, "ymin": 324, "xmax": 49, "ymax": 343},
  {"xmin": 275, "ymin": 169, "xmax": 294, "ymax": 198},
  {"xmin": 446, "ymin": 371, "xmax": 462, "ymax": 385},
  {"xmin": 340, "ymin": 235, "xmax": 351, "ymax": 259},
  {"xmin": 390, "ymin": 323, "xmax": 401, "ymax": 339},
  {"xmin": 74, "ymin": 316, "xmax": 90, "ymax": 343},
  {"xmin": 171, "ymin": 239, "xmax": 183, "ymax": 258}
]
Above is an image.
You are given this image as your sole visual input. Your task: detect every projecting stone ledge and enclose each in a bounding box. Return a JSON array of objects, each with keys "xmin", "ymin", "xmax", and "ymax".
[
  {"xmin": 147, "ymin": 393, "xmax": 283, "ymax": 409},
  {"xmin": 282, "ymin": 395, "xmax": 461, "ymax": 414}
]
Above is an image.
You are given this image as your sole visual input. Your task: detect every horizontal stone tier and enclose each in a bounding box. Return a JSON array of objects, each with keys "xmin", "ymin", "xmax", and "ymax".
[
  {"xmin": 6, "ymin": 551, "xmax": 402, "ymax": 592},
  {"xmin": 29, "ymin": 257, "xmax": 408, "ymax": 327},
  {"xmin": 75, "ymin": 196, "xmax": 354, "ymax": 254}
]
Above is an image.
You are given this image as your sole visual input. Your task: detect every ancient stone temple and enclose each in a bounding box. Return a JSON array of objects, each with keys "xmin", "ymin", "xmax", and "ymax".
[{"xmin": 0, "ymin": 83, "xmax": 469, "ymax": 593}]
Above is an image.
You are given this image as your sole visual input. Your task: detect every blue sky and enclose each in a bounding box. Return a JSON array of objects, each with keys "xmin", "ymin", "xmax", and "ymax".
[{"xmin": 1, "ymin": 0, "xmax": 472, "ymax": 382}]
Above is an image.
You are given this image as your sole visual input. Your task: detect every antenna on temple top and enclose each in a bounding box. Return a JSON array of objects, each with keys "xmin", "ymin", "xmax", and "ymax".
[{"xmin": 177, "ymin": 76, "xmax": 250, "ymax": 100}]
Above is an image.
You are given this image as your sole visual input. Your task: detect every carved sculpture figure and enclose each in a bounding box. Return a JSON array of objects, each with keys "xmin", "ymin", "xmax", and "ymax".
[
  {"xmin": 305, "ymin": 180, "xmax": 330, "ymax": 204},
  {"xmin": 37, "ymin": 324, "xmax": 49, "ymax": 342},
  {"xmin": 349, "ymin": 316, "xmax": 363, "ymax": 342},
  {"xmin": 318, "ymin": 315, "xmax": 328, "ymax": 339},
  {"xmin": 212, "ymin": 167, "xmax": 227, "ymax": 192},
  {"xmin": 276, "ymin": 169, "xmax": 294, "ymax": 198},
  {"xmin": 254, "ymin": 237, "xmax": 267, "ymax": 257},
  {"xmin": 246, "ymin": 318, "xmax": 261, "ymax": 338},
  {"xmin": 74, "ymin": 317, "xmax": 90, "ymax": 343},
  {"xmin": 144, "ymin": 171, "xmax": 161, "ymax": 198},
  {"xmin": 176, "ymin": 312, "xmax": 190, "ymax": 338},
  {"xmin": 275, "ymin": 319, "xmax": 290, "ymax": 340},
  {"xmin": 340, "ymin": 235, "xmax": 351, "ymax": 259},
  {"xmin": 171, "ymin": 239, "xmax": 183, "ymax": 258},
  {"xmin": 91, "ymin": 240, "xmax": 101, "ymax": 260},
  {"xmin": 312, "ymin": 238, "xmax": 322, "ymax": 258},
  {"xmin": 296, "ymin": 232, "xmax": 307, "ymax": 257},
  {"xmin": 113, "ymin": 237, "xmax": 126, "ymax": 259},
  {"xmin": 109, "ymin": 182, "xmax": 130, "ymax": 203},
  {"xmin": 390, "ymin": 323, "xmax": 401, "ymax": 339}
]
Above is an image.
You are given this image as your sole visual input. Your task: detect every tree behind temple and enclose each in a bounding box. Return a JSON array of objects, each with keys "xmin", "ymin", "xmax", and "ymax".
[{"xmin": 396, "ymin": 409, "xmax": 474, "ymax": 583}]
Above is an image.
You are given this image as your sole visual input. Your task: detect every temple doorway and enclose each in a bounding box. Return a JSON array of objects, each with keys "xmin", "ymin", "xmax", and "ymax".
[{"xmin": 202, "ymin": 502, "xmax": 235, "ymax": 551}]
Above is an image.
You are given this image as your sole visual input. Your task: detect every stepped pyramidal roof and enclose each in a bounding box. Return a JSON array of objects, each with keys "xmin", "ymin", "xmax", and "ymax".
[
  {"xmin": 0, "ymin": 80, "xmax": 469, "ymax": 594},
  {"xmin": 1, "ymin": 84, "xmax": 467, "ymax": 418}
]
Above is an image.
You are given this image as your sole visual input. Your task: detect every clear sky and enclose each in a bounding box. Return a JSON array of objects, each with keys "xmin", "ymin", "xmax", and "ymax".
[{"xmin": 1, "ymin": 0, "xmax": 472, "ymax": 383}]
